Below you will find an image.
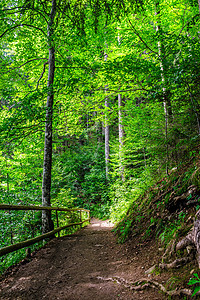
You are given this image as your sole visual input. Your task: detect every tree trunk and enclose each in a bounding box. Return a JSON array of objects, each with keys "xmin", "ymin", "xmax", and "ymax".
[
  {"xmin": 155, "ymin": 2, "xmax": 172, "ymax": 175},
  {"xmin": 104, "ymin": 46, "xmax": 110, "ymax": 180},
  {"xmin": 105, "ymin": 93, "xmax": 110, "ymax": 180},
  {"xmin": 117, "ymin": 31, "xmax": 125, "ymax": 180},
  {"xmin": 118, "ymin": 93, "xmax": 125, "ymax": 180},
  {"xmin": 42, "ymin": 0, "xmax": 56, "ymax": 234}
]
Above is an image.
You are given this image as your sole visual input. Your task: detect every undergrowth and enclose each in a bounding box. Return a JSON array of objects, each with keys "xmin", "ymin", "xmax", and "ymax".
[{"xmin": 115, "ymin": 158, "xmax": 200, "ymax": 248}]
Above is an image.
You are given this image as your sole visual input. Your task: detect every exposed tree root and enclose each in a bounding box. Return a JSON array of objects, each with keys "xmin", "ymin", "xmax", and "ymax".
[
  {"xmin": 159, "ymin": 257, "xmax": 191, "ymax": 269},
  {"xmin": 162, "ymin": 238, "xmax": 176, "ymax": 262},
  {"xmin": 97, "ymin": 276, "xmax": 194, "ymax": 297},
  {"xmin": 176, "ymin": 210, "xmax": 200, "ymax": 268}
]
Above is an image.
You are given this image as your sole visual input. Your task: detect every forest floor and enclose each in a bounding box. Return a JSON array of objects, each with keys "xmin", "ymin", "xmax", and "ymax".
[{"xmin": 0, "ymin": 219, "xmax": 179, "ymax": 300}]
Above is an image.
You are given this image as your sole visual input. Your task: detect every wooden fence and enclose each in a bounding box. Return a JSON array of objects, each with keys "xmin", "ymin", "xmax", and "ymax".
[{"xmin": 0, "ymin": 204, "xmax": 90, "ymax": 257}]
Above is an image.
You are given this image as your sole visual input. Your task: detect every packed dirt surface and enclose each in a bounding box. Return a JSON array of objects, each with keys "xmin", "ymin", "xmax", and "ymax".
[{"xmin": 0, "ymin": 219, "xmax": 168, "ymax": 299}]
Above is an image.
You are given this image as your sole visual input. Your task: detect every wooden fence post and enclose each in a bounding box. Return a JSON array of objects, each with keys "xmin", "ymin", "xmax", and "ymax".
[{"xmin": 56, "ymin": 210, "xmax": 60, "ymax": 237}]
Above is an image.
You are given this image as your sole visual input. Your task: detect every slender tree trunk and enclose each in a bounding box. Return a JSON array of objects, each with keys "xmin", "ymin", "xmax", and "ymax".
[
  {"xmin": 118, "ymin": 93, "xmax": 125, "ymax": 180},
  {"xmin": 42, "ymin": 0, "xmax": 56, "ymax": 234},
  {"xmin": 155, "ymin": 2, "xmax": 172, "ymax": 175},
  {"xmin": 105, "ymin": 92, "xmax": 110, "ymax": 180},
  {"xmin": 118, "ymin": 94, "xmax": 123, "ymax": 151},
  {"xmin": 117, "ymin": 31, "xmax": 125, "ymax": 180},
  {"xmin": 104, "ymin": 47, "xmax": 110, "ymax": 180}
]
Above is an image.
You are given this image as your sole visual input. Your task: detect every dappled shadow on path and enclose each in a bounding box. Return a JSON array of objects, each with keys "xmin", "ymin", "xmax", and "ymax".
[{"xmin": 0, "ymin": 218, "xmax": 165, "ymax": 300}]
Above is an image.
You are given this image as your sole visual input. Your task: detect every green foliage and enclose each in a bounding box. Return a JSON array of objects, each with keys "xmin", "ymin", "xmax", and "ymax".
[
  {"xmin": 158, "ymin": 215, "xmax": 185, "ymax": 246},
  {"xmin": 0, "ymin": 242, "xmax": 44, "ymax": 275},
  {"xmin": 117, "ymin": 219, "xmax": 133, "ymax": 243},
  {"xmin": 52, "ymin": 140, "xmax": 110, "ymax": 218},
  {"xmin": 188, "ymin": 273, "xmax": 200, "ymax": 297},
  {"xmin": 1, "ymin": 0, "xmax": 200, "ymax": 278}
]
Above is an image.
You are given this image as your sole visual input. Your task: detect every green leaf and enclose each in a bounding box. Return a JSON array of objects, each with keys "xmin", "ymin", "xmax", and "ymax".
[
  {"xmin": 192, "ymin": 286, "xmax": 200, "ymax": 297},
  {"xmin": 188, "ymin": 279, "xmax": 200, "ymax": 285}
]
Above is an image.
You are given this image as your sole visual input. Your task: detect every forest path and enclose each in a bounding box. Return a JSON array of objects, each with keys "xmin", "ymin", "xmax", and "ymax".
[{"xmin": 0, "ymin": 219, "xmax": 166, "ymax": 300}]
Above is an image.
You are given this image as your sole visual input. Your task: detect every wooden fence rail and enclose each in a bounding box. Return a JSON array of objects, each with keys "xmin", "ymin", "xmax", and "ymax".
[
  {"xmin": 0, "ymin": 204, "xmax": 90, "ymax": 257},
  {"xmin": 0, "ymin": 204, "xmax": 90, "ymax": 213}
]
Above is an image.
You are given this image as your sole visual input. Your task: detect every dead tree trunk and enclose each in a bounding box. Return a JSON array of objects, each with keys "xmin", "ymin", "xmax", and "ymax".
[{"xmin": 42, "ymin": 0, "xmax": 56, "ymax": 234}]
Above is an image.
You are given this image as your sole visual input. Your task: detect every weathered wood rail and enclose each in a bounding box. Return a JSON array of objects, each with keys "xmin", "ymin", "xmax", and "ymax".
[{"xmin": 0, "ymin": 204, "xmax": 90, "ymax": 257}]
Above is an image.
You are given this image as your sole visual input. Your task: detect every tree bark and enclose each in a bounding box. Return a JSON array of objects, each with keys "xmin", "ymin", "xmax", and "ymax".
[
  {"xmin": 105, "ymin": 93, "xmax": 110, "ymax": 180},
  {"xmin": 117, "ymin": 31, "xmax": 125, "ymax": 180},
  {"xmin": 118, "ymin": 93, "xmax": 125, "ymax": 180},
  {"xmin": 42, "ymin": 0, "xmax": 56, "ymax": 234},
  {"xmin": 104, "ymin": 47, "xmax": 110, "ymax": 180},
  {"xmin": 155, "ymin": 2, "xmax": 172, "ymax": 175}
]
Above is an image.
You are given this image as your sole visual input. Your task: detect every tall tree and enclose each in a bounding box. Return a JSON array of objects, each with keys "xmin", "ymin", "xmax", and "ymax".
[
  {"xmin": 104, "ymin": 38, "xmax": 110, "ymax": 180},
  {"xmin": 42, "ymin": 0, "xmax": 56, "ymax": 233},
  {"xmin": 155, "ymin": 1, "xmax": 173, "ymax": 175},
  {"xmin": 117, "ymin": 30, "xmax": 125, "ymax": 180}
]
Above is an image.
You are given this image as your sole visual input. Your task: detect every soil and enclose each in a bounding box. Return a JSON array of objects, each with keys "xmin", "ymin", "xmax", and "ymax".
[{"xmin": 0, "ymin": 219, "xmax": 172, "ymax": 300}]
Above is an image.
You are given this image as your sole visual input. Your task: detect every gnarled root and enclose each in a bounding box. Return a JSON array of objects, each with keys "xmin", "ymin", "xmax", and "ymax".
[
  {"xmin": 176, "ymin": 210, "xmax": 200, "ymax": 268},
  {"xmin": 159, "ymin": 257, "xmax": 191, "ymax": 270},
  {"xmin": 97, "ymin": 276, "xmax": 194, "ymax": 297},
  {"xmin": 162, "ymin": 238, "xmax": 176, "ymax": 262}
]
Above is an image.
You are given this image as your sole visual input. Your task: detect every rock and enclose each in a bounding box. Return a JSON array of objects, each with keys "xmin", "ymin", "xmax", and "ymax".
[
  {"xmin": 158, "ymin": 248, "xmax": 164, "ymax": 252},
  {"xmin": 145, "ymin": 265, "xmax": 156, "ymax": 274}
]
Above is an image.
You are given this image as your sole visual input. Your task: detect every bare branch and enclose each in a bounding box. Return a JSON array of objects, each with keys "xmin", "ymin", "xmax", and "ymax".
[
  {"xmin": 0, "ymin": 24, "xmax": 46, "ymax": 39},
  {"xmin": 1, "ymin": 58, "xmax": 48, "ymax": 74},
  {"xmin": 2, "ymin": 6, "xmax": 25, "ymax": 11},
  {"xmin": 2, "ymin": 5, "xmax": 48, "ymax": 20},
  {"xmin": 55, "ymin": 66, "xmax": 94, "ymax": 70},
  {"xmin": 37, "ymin": 62, "xmax": 49, "ymax": 89},
  {"xmin": 127, "ymin": 19, "xmax": 158, "ymax": 55}
]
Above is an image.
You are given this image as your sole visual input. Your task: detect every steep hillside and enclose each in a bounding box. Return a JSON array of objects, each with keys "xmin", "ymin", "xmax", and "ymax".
[{"xmin": 115, "ymin": 156, "xmax": 200, "ymax": 295}]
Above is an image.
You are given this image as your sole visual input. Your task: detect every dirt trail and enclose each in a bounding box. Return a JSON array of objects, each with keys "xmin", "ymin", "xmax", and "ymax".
[{"xmin": 0, "ymin": 219, "xmax": 167, "ymax": 299}]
